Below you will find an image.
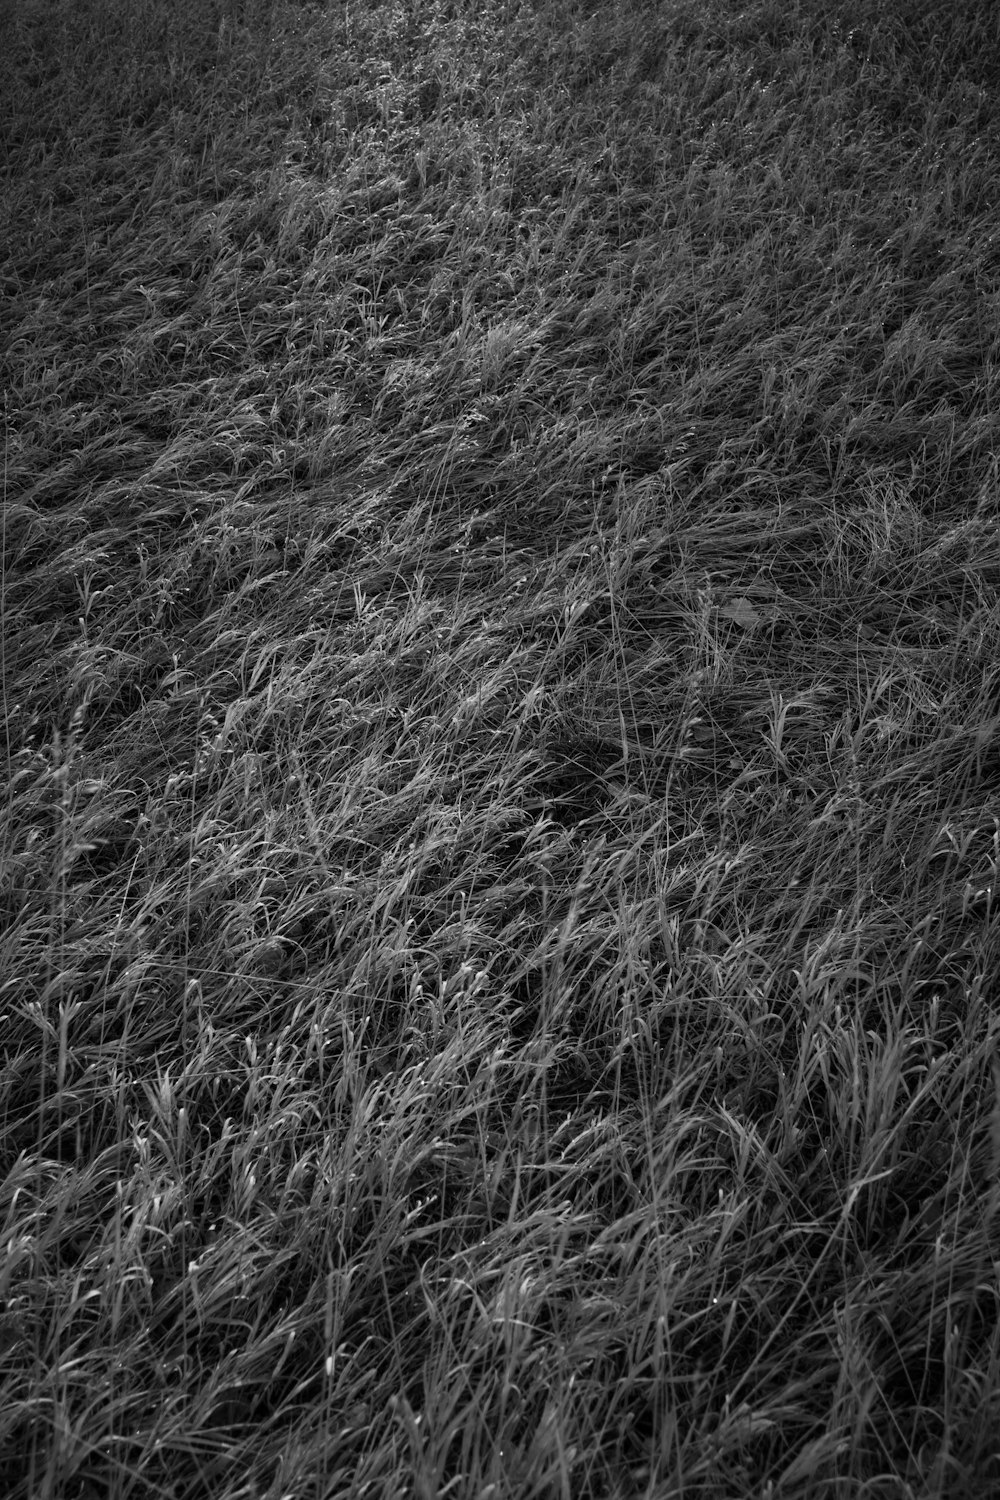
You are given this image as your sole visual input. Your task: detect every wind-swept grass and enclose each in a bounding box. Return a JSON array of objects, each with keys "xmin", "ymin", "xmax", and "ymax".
[{"xmin": 2, "ymin": 0, "xmax": 1000, "ymax": 1494}]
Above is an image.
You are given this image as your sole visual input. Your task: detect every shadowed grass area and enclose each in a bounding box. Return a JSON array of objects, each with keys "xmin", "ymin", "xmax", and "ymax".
[{"xmin": 2, "ymin": 0, "xmax": 1000, "ymax": 1494}]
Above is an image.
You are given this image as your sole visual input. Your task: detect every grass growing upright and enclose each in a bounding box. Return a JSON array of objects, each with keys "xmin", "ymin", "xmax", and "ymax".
[{"xmin": 3, "ymin": 0, "xmax": 1000, "ymax": 1494}]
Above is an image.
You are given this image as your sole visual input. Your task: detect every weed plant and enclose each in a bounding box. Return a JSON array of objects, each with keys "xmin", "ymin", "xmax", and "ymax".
[{"xmin": 3, "ymin": 0, "xmax": 1000, "ymax": 1494}]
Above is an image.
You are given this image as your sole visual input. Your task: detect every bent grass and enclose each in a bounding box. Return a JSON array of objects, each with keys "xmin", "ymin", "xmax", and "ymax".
[{"xmin": 2, "ymin": 0, "xmax": 1000, "ymax": 1494}]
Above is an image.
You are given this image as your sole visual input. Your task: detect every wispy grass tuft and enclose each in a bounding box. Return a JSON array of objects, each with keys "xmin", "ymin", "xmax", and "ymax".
[{"xmin": 2, "ymin": 0, "xmax": 1000, "ymax": 1494}]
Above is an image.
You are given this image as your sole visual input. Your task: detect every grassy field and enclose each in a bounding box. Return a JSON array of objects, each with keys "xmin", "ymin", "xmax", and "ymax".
[{"xmin": 3, "ymin": 0, "xmax": 1000, "ymax": 1494}]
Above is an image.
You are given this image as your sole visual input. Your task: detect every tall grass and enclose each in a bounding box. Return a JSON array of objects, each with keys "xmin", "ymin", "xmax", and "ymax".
[{"xmin": 2, "ymin": 0, "xmax": 1000, "ymax": 1493}]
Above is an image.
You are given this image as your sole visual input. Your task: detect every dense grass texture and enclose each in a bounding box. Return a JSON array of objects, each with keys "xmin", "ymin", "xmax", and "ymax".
[{"xmin": 3, "ymin": 0, "xmax": 1000, "ymax": 1494}]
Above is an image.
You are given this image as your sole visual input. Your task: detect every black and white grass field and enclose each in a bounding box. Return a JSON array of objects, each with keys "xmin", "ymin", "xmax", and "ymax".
[{"xmin": 3, "ymin": 0, "xmax": 1000, "ymax": 1494}]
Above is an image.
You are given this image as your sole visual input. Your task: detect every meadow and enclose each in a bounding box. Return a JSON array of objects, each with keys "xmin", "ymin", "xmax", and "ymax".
[{"xmin": 2, "ymin": 0, "xmax": 1000, "ymax": 1494}]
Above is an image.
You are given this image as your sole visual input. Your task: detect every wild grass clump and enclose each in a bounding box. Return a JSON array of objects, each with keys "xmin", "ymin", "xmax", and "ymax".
[{"xmin": 2, "ymin": 0, "xmax": 1000, "ymax": 1494}]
